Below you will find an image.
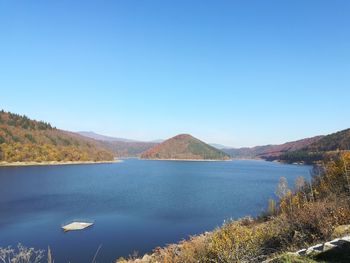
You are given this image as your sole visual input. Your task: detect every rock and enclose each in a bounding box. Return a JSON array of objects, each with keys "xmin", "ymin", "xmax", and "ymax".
[
  {"xmin": 332, "ymin": 225, "xmax": 350, "ymax": 238},
  {"xmin": 296, "ymin": 248, "xmax": 307, "ymax": 255},
  {"xmin": 323, "ymin": 241, "xmax": 337, "ymax": 251},
  {"xmin": 329, "ymin": 237, "xmax": 348, "ymax": 247},
  {"xmin": 341, "ymin": 235, "xmax": 350, "ymax": 242},
  {"xmin": 284, "ymin": 234, "xmax": 350, "ymax": 260},
  {"xmin": 306, "ymin": 243, "xmax": 323, "ymax": 255}
]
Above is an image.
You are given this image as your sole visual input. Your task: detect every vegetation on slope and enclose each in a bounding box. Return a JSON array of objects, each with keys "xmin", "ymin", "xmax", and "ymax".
[
  {"xmin": 224, "ymin": 128, "xmax": 350, "ymax": 164},
  {"xmin": 119, "ymin": 152, "xmax": 350, "ymax": 263},
  {"xmin": 0, "ymin": 110, "xmax": 114, "ymax": 162},
  {"xmin": 271, "ymin": 128, "xmax": 350, "ymax": 164},
  {"xmin": 306, "ymin": 128, "xmax": 350, "ymax": 152},
  {"xmin": 223, "ymin": 136, "xmax": 323, "ymax": 159},
  {"xmin": 141, "ymin": 134, "xmax": 231, "ymax": 160}
]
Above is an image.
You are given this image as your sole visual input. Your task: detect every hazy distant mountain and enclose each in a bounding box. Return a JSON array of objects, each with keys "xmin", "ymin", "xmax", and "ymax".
[
  {"xmin": 78, "ymin": 131, "xmax": 157, "ymax": 157},
  {"xmin": 78, "ymin": 131, "xmax": 137, "ymax": 142},
  {"xmin": 0, "ymin": 111, "xmax": 114, "ymax": 162},
  {"xmin": 141, "ymin": 134, "xmax": 231, "ymax": 160},
  {"xmin": 210, "ymin": 143, "xmax": 231, "ymax": 149},
  {"xmin": 223, "ymin": 136, "xmax": 324, "ymax": 159},
  {"xmin": 150, "ymin": 139, "xmax": 165, "ymax": 143},
  {"xmin": 101, "ymin": 140, "xmax": 158, "ymax": 157}
]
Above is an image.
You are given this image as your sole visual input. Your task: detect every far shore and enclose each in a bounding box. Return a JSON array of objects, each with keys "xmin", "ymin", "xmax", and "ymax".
[
  {"xmin": 140, "ymin": 158, "xmax": 232, "ymax": 162},
  {"xmin": 0, "ymin": 160, "xmax": 120, "ymax": 167}
]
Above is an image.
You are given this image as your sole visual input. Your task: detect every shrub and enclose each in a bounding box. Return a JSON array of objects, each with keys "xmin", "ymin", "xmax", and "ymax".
[
  {"xmin": 0, "ymin": 244, "xmax": 44, "ymax": 263},
  {"xmin": 207, "ymin": 218, "xmax": 282, "ymax": 263}
]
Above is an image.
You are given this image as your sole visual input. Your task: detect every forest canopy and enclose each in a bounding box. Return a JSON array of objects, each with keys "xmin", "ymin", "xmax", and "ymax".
[{"xmin": 0, "ymin": 110, "xmax": 114, "ymax": 162}]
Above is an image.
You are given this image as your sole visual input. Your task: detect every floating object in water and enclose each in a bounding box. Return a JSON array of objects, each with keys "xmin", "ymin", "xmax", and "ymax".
[{"xmin": 62, "ymin": 221, "xmax": 94, "ymax": 232}]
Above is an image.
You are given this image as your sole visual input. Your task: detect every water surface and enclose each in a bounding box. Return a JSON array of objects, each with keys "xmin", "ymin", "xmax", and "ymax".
[{"xmin": 0, "ymin": 159, "xmax": 311, "ymax": 262}]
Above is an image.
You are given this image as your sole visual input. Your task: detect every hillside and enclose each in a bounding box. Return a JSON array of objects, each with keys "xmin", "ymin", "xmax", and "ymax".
[
  {"xmin": 275, "ymin": 128, "xmax": 350, "ymax": 163},
  {"xmin": 78, "ymin": 131, "xmax": 157, "ymax": 157},
  {"xmin": 0, "ymin": 110, "xmax": 114, "ymax": 163},
  {"xmin": 305, "ymin": 128, "xmax": 350, "ymax": 152},
  {"xmin": 141, "ymin": 134, "xmax": 231, "ymax": 160},
  {"xmin": 223, "ymin": 136, "xmax": 323, "ymax": 159}
]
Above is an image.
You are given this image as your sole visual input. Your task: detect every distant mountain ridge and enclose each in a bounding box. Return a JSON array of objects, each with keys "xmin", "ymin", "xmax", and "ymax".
[
  {"xmin": 78, "ymin": 131, "xmax": 157, "ymax": 157},
  {"xmin": 101, "ymin": 141, "xmax": 158, "ymax": 157},
  {"xmin": 141, "ymin": 134, "xmax": 231, "ymax": 160},
  {"xmin": 210, "ymin": 143, "xmax": 231, "ymax": 149},
  {"xmin": 78, "ymin": 131, "xmax": 137, "ymax": 142}
]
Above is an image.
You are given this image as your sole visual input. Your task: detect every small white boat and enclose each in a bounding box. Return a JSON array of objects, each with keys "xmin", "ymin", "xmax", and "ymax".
[{"xmin": 62, "ymin": 221, "xmax": 94, "ymax": 232}]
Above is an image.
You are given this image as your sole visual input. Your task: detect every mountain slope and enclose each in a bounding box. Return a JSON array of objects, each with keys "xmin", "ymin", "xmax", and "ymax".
[
  {"xmin": 0, "ymin": 110, "xmax": 114, "ymax": 163},
  {"xmin": 305, "ymin": 128, "xmax": 350, "ymax": 152},
  {"xmin": 141, "ymin": 134, "xmax": 230, "ymax": 160},
  {"xmin": 275, "ymin": 128, "xmax": 350, "ymax": 163},
  {"xmin": 223, "ymin": 136, "xmax": 324, "ymax": 159}
]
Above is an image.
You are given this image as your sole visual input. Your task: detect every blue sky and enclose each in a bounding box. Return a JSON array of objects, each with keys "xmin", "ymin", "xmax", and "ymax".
[{"xmin": 1, "ymin": 0, "xmax": 349, "ymax": 147}]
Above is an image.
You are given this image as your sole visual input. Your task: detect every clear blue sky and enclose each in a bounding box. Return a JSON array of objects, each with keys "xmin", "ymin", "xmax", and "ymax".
[{"xmin": 1, "ymin": 0, "xmax": 349, "ymax": 147}]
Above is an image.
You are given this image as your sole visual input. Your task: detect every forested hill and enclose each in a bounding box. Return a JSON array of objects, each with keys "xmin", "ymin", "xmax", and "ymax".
[
  {"xmin": 223, "ymin": 136, "xmax": 323, "ymax": 159},
  {"xmin": 267, "ymin": 128, "xmax": 350, "ymax": 164},
  {"xmin": 141, "ymin": 134, "xmax": 231, "ymax": 160},
  {"xmin": 0, "ymin": 110, "xmax": 114, "ymax": 163},
  {"xmin": 223, "ymin": 128, "xmax": 350, "ymax": 164},
  {"xmin": 305, "ymin": 128, "xmax": 350, "ymax": 152}
]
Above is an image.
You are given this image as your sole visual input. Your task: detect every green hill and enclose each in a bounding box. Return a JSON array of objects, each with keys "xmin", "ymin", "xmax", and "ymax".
[
  {"xmin": 0, "ymin": 110, "xmax": 114, "ymax": 163},
  {"xmin": 141, "ymin": 134, "xmax": 230, "ymax": 160}
]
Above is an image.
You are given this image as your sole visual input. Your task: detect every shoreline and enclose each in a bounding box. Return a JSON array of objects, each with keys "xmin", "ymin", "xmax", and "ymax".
[
  {"xmin": 0, "ymin": 160, "xmax": 120, "ymax": 167},
  {"xmin": 140, "ymin": 158, "xmax": 232, "ymax": 162}
]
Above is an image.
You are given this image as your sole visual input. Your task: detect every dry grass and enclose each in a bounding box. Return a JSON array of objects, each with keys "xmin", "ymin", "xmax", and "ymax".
[{"xmin": 0, "ymin": 244, "xmax": 44, "ymax": 263}]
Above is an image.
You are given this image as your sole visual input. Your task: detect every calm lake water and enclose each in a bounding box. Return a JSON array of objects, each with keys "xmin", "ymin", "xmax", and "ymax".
[{"xmin": 0, "ymin": 159, "xmax": 312, "ymax": 262}]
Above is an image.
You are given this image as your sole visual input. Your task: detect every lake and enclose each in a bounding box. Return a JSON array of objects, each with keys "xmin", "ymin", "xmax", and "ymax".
[{"xmin": 0, "ymin": 159, "xmax": 312, "ymax": 262}]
